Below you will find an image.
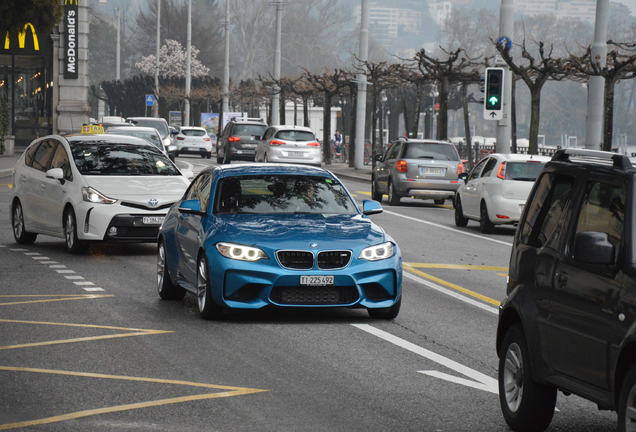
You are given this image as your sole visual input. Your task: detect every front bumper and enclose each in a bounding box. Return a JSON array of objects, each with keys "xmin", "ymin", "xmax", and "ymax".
[{"xmin": 205, "ymin": 248, "xmax": 402, "ymax": 310}]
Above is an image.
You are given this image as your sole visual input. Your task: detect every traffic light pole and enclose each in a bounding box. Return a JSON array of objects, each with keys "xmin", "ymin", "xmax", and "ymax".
[
  {"xmin": 585, "ymin": 0, "xmax": 608, "ymax": 150},
  {"xmin": 496, "ymin": 0, "xmax": 513, "ymax": 154}
]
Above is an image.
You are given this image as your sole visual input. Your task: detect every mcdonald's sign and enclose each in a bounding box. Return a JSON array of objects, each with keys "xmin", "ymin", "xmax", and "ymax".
[
  {"xmin": 2, "ymin": 23, "xmax": 40, "ymax": 53},
  {"xmin": 64, "ymin": 0, "xmax": 79, "ymax": 79}
]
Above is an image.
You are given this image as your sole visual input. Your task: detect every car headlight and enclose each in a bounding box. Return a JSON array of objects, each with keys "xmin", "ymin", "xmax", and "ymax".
[
  {"xmin": 82, "ymin": 187, "xmax": 116, "ymax": 204},
  {"xmin": 216, "ymin": 242, "xmax": 267, "ymax": 262},
  {"xmin": 359, "ymin": 241, "xmax": 394, "ymax": 261}
]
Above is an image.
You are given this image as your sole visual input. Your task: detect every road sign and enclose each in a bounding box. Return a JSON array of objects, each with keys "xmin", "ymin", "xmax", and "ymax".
[
  {"xmin": 483, "ymin": 68, "xmax": 504, "ymax": 121},
  {"xmin": 496, "ymin": 36, "xmax": 512, "ymax": 52},
  {"xmin": 145, "ymin": 94, "xmax": 156, "ymax": 107}
]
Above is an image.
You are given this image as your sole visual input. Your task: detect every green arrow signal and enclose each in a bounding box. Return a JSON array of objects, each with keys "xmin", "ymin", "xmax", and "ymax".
[{"xmin": 488, "ymin": 96, "xmax": 499, "ymax": 106}]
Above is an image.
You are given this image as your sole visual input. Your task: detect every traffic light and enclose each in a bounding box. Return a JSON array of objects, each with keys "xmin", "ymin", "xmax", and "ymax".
[{"xmin": 483, "ymin": 67, "xmax": 504, "ymax": 120}]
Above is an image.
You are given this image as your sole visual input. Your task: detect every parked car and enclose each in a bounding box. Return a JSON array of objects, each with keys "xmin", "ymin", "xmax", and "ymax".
[
  {"xmin": 11, "ymin": 134, "xmax": 191, "ymax": 253},
  {"xmin": 173, "ymin": 126, "xmax": 213, "ymax": 159},
  {"xmin": 217, "ymin": 118, "xmax": 267, "ymax": 163},
  {"xmin": 454, "ymin": 153, "xmax": 550, "ymax": 233},
  {"xmin": 127, "ymin": 117, "xmax": 174, "ymax": 158},
  {"xmin": 496, "ymin": 149, "xmax": 636, "ymax": 432},
  {"xmin": 157, "ymin": 164, "xmax": 402, "ymax": 320},
  {"xmin": 371, "ymin": 138, "xmax": 464, "ymax": 206},
  {"xmin": 255, "ymin": 125, "xmax": 321, "ymax": 166}
]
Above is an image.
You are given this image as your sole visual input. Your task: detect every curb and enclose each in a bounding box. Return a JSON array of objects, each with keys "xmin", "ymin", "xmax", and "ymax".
[{"xmin": 0, "ymin": 168, "xmax": 13, "ymax": 177}]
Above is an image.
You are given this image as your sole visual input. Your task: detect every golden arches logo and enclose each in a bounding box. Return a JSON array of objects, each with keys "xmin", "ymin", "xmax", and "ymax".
[
  {"xmin": 3, "ymin": 23, "xmax": 40, "ymax": 51},
  {"xmin": 64, "ymin": 0, "xmax": 79, "ymax": 4}
]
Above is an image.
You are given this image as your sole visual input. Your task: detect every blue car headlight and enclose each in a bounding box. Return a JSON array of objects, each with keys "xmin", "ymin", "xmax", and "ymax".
[
  {"xmin": 216, "ymin": 242, "xmax": 267, "ymax": 262},
  {"xmin": 359, "ymin": 241, "xmax": 394, "ymax": 261}
]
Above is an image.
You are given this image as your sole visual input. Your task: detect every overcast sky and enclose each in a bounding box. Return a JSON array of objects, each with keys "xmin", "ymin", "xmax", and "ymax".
[{"xmin": 622, "ymin": 0, "xmax": 636, "ymax": 13}]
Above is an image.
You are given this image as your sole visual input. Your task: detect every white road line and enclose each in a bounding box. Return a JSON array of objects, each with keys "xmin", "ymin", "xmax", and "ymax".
[
  {"xmin": 65, "ymin": 276, "xmax": 84, "ymax": 280},
  {"xmin": 83, "ymin": 287, "xmax": 104, "ymax": 292},
  {"xmin": 49, "ymin": 265, "xmax": 66, "ymax": 268},
  {"xmin": 403, "ymin": 271, "xmax": 499, "ymax": 315},
  {"xmin": 24, "ymin": 252, "xmax": 40, "ymax": 256},
  {"xmin": 55, "ymin": 269, "xmax": 75, "ymax": 274},
  {"xmin": 9, "ymin": 248, "xmax": 27, "ymax": 251},
  {"xmin": 73, "ymin": 281, "xmax": 95, "ymax": 286},
  {"xmin": 382, "ymin": 209, "xmax": 513, "ymax": 247},
  {"xmin": 0, "ymin": 245, "xmax": 6, "ymax": 248},
  {"xmin": 353, "ymin": 324, "xmax": 498, "ymax": 394},
  {"xmin": 39, "ymin": 261, "xmax": 58, "ymax": 264},
  {"xmin": 31, "ymin": 256, "xmax": 49, "ymax": 260}
]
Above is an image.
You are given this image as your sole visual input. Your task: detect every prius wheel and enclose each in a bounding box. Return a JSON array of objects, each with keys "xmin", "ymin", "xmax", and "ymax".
[
  {"xmin": 157, "ymin": 240, "xmax": 185, "ymax": 300},
  {"xmin": 454, "ymin": 196, "xmax": 468, "ymax": 227},
  {"xmin": 196, "ymin": 255, "xmax": 226, "ymax": 320},
  {"xmin": 371, "ymin": 177, "xmax": 382, "ymax": 202},
  {"xmin": 499, "ymin": 325, "xmax": 556, "ymax": 432},
  {"xmin": 63, "ymin": 208, "xmax": 87, "ymax": 254},
  {"xmin": 12, "ymin": 201, "xmax": 37, "ymax": 245},
  {"xmin": 388, "ymin": 180, "xmax": 401, "ymax": 206},
  {"xmin": 479, "ymin": 201, "xmax": 495, "ymax": 234},
  {"xmin": 368, "ymin": 299, "xmax": 401, "ymax": 320}
]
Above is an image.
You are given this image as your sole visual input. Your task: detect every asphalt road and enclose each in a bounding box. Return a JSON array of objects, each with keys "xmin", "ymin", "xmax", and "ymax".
[{"xmin": 0, "ymin": 158, "xmax": 618, "ymax": 431}]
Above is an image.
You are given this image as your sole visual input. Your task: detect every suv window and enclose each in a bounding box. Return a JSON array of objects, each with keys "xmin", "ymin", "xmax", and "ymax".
[
  {"xmin": 32, "ymin": 140, "xmax": 57, "ymax": 172},
  {"xmin": 481, "ymin": 157, "xmax": 498, "ymax": 177},
  {"xmin": 575, "ymin": 181, "xmax": 625, "ymax": 250},
  {"xmin": 520, "ymin": 173, "xmax": 574, "ymax": 248}
]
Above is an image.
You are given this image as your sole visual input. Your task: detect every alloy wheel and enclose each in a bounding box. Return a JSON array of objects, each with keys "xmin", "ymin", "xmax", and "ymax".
[
  {"xmin": 157, "ymin": 243, "xmax": 165, "ymax": 293},
  {"xmin": 197, "ymin": 258, "xmax": 208, "ymax": 312},
  {"xmin": 13, "ymin": 204, "xmax": 24, "ymax": 239},
  {"xmin": 503, "ymin": 342, "xmax": 524, "ymax": 413},
  {"xmin": 65, "ymin": 212, "xmax": 75, "ymax": 249}
]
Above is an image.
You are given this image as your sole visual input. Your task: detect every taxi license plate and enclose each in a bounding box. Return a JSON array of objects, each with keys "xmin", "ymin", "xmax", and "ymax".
[
  {"xmin": 420, "ymin": 167, "xmax": 446, "ymax": 176},
  {"xmin": 142, "ymin": 216, "xmax": 164, "ymax": 225},
  {"xmin": 300, "ymin": 275, "xmax": 334, "ymax": 286},
  {"xmin": 287, "ymin": 151, "xmax": 304, "ymax": 157}
]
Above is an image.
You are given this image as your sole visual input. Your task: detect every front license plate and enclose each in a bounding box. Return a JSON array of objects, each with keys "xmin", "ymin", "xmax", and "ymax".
[
  {"xmin": 420, "ymin": 167, "xmax": 446, "ymax": 176},
  {"xmin": 287, "ymin": 151, "xmax": 304, "ymax": 157},
  {"xmin": 142, "ymin": 216, "xmax": 164, "ymax": 225},
  {"xmin": 300, "ymin": 275, "xmax": 334, "ymax": 286}
]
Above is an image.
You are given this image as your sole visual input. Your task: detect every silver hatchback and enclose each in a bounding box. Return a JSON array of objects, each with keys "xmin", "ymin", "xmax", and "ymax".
[
  {"xmin": 255, "ymin": 125, "xmax": 322, "ymax": 166},
  {"xmin": 372, "ymin": 139, "xmax": 465, "ymax": 205}
]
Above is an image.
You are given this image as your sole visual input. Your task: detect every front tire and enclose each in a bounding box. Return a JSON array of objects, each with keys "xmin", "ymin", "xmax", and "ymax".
[
  {"xmin": 64, "ymin": 208, "xmax": 87, "ymax": 254},
  {"xmin": 454, "ymin": 196, "xmax": 469, "ymax": 227},
  {"xmin": 479, "ymin": 201, "xmax": 495, "ymax": 234},
  {"xmin": 498, "ymin": 325, "xmax": 556, "ymax": 432},
  {"xmin": 371, "ymin": 177, "xmax": 382, "ymax": 202},
  {"xmin": 157, "ymin": 240, "xmax": 186, "ymax": 300},
  {"xmin": 12, "ymin": 201, "xmax": 37, "ymax": 244},
  {"xmin": 368, "ymin": 299, "xmax": 401, "ymax": 320},
  {"xmin": 388, "ymin": 180, "xmax": 401, "ymax": 206},
  {"xmin": 196, "ymin": 255, "xmax": 226, "ymax": 320}
]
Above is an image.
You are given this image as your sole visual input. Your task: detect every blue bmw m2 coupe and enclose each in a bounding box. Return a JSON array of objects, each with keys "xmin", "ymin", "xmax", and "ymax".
[{"xmin": 157, "ymin": 164, "xmax": 402, "ymax": 319}]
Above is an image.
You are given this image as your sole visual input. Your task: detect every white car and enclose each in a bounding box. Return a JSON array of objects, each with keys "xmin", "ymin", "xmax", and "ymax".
[
  {"xmin": 11, "ymin": 134, "xmax": 191, "ymax": 253},
  {"xmin": 255, "ymin": 125, "xmax": 322, "ymax": 166},
  {"xmin": 174, "ymin": 126, "xmax": 213, "ymax": 158},
  {"xmin": 454, "ymin": 153, "xmax": 550, "ymax": 233}
]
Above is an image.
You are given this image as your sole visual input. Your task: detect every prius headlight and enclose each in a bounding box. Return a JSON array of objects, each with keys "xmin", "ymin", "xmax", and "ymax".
[
  {"xmin": 359, "ymin": 241, "xmax": 394, "ymax": 261},
  {"xmin": 216, "ymin": 242, "xmax": 267, "ymax": 262},
  {"xmin": 82, "ymin": 187, "xmax": 116, "ymax": 204}
]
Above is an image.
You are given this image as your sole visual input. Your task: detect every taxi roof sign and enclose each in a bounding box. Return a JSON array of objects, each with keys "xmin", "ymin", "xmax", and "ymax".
[{"xmin": 81, "ymin": 124, "xmax": 105, "ymax": 134}]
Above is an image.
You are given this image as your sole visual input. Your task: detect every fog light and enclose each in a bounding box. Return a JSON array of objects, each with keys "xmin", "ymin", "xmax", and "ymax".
[{"xmin": 108, "ymin": 227, "xmax": 118, "ymax": 235}]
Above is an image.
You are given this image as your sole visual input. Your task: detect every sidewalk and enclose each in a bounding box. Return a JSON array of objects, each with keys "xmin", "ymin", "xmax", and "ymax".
[
  {"xmin": 0, "ymin": 153, "xmax": 20, "ymax": 177},
  {"xmin": 326, "ymin": 162, "xmax": 372, "ymax": 183}
]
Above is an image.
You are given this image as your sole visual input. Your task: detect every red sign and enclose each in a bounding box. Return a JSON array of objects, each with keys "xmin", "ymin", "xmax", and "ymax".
[{"xmin": 434, "ymin": 103, "xmax": 440, "ymax": 111}]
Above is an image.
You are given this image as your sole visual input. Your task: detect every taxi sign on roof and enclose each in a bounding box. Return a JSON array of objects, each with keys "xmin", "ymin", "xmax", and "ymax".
[{"xmin": 81, "ymin": 124, "xmax": 105, "ymax": 134}]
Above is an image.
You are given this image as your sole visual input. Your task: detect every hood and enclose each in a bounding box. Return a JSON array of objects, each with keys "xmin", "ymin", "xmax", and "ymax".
[
  {"xmin": 209, "ymin": 213, "xmax": 386, "ymax": 251},
  {"xmin": 86, "ymin": 176, "xmax": 189, "ymax": 200}
]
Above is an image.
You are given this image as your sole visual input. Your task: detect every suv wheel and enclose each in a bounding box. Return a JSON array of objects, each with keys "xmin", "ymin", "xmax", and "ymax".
[
  {"xmin": 480, "ymin": 201, "xmax": 495, "ymax": 234},
  {"xmin": 454, "ymin": 196, "xmax": 468, "ymax": 227},
  {"xmin": 371, "ymin": 177, "xmax": 382, "ymax": 202},
  {"xmin": 499, "ymin": 325, "xmax": 556, "ymax": 432},
  {"xmin": 388, "ymin": 180, "xmax": 401, "ymax": 206},
  {"xmin": 12, "ymin": 201, "xmax": 37, "ymax": 244}
]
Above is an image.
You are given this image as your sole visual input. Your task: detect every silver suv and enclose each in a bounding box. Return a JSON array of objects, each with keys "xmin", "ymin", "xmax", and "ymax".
[{"xmin": 372, "ymin": 139, "xmax": 465, "ymax": 205}]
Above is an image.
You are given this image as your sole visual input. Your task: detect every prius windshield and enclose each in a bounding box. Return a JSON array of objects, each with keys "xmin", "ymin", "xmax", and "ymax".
[
  {"xmin": 70, "ymin": 141, "xmax": 180, "ymax": 176},
  {"xmin": 214, "ymin": 175, "xmax": 356, "ymax": 215}
]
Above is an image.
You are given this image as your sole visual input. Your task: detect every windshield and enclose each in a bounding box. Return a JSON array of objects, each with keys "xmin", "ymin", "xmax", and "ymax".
[
  {"xmin": 235, "ymin": 124, "xmax": 266, "ymax": 137},
  {"xmin": 70, "ymin": 142, "xmax": 180, "ymax": 176},
  {"xmin": 505, "ymin": 162, "xmax": 545, "ymax": 181},
  {"xmin": 214, "ymin": 175, "xmax": 357, "ymax": 215},
  {"xmin": 275, "ymin": 130, "xmax": 315, "ymax": 142},
  {"xmin": 404, "ymin": 143, "xmax": 459, "ymax": 161},
  {"xmin": 108, "ymin": 130, "xmax": 163, "ymax": 150},
  {"xmin": 181, "ymin": 129, "xmax": 207, "ymax": 137},
  {"xmin": 129, "ymin": 119, "xmax": 169, "ymax": 138}
]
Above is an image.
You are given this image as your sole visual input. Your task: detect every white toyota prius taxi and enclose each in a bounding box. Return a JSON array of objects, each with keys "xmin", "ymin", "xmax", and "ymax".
[{"xmin": 10, "ymin": 134, "xmax": 191, "ymax": 253}]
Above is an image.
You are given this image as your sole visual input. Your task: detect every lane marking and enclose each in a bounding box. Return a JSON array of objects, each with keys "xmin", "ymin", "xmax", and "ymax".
[
  {"xmin": 56, "ymin": 269, "xmax": 75, "ymax": 274},
  {"xmin": 0, "ymin": 366, "xmax": 267, "ymax": 431},
  {"xmin": 49, "ymin": 265, "xmax": 66, "ymax": 268},
  {"xmin": 404, "ymin": 264, "xmax": 501, "ymax": 308},
  {"xmin": 24, "ymin": 252, "xmax": 40, "ymax": 256},
  {"xmin": 83, "ymin": 287, "xmax": 104, "ymax": 292},
  {"xmin": 9, "ymin": 248, "xmax": 27, "ymax": 251},
  {"xmin": 353, "ymin": 324, "xmax": 498, "ymax": 394},
  {"xmin": 0, "ymin": 245, "xmax": 5, "ymax": 248},
  {"xmin": 382, "ymin": 209, "xmax": 513, "ymax": 247},
  {"xmin": 73, "ymin": 281, "xmax": 94, "ymax": 286},
  {"xmin": 0, "ymin": 294, "xmax": 112, "ymax": 307},
  {"xmin": 65, "ymin": 276, "xmax": 84, "ymax": 280},
  {"xmin": 39, "ymin": 261, "xmax": 58, "ymax": 264},
  {"xmin": 31, "ymin": 256, "xmax": 49, "ymax": 260},
  {"xmin": 406, "ymin": 263, "xmax": 508, "ymax": 272}
]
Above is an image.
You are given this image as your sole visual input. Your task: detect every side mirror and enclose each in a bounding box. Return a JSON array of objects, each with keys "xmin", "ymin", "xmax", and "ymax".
[
  {"xmin": 458, "ymin": 172, "xmax": 469, "ymax": 183},
  {"xmin": 374, "ymin": 154, "xmax": 383, "ymax": 162},
  {"xmin": 170, "ymin": 128, "xmax": 178, "ymax": 136},
  {"xmin": 46, "ymin": 168, "xmax": 64, "ymax": 182},
  {"xmin": 574, "ymin": 231, "xmax": 614, "ymax": 265},
  {"xmin": 178, "ymin": 199, "xmax": 205, "ymax": 216},
  {"xmin": 362, "ymin": 199, "xmax": 383, "ymax": 215}
]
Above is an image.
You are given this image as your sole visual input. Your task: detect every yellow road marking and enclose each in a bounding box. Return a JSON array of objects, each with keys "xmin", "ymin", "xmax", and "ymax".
[
  {"xmin": 403, "ymin": 264, "xmax": 501, "ymax": 307},
  {"xmin": 405, "ymin": 263, "xmax": 508, "ymax": 272},
  {"xmin": 496, "ymin": 272, "xmax": 508, "ymax": 278},
  {"xmin": 0, "ymin": 366, "xmax": 267, "ymax": 431},
  {"xmin": 0, "ymin": 183, "xmax": 13, "ymax": 188},
  {"xmin": 0, "ymin": 318, "xmax": 172, "ymax": 350},
  {"xmin": 356, "ymin": 191, "xmax": 452, "ymax": 208},
  {"xmin": 0, "ymin": 294, "xmax": 112, "ymax": 307}
]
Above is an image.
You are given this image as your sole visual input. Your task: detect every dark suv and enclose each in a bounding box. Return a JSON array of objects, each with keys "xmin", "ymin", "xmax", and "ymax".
[
  {"xmin": 496, "ymin": 149, "xmax": 635, "ymax": 431},
  {"xmin": 216, "ymin": 118, "xmax": 267, "ymax": 163}
]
